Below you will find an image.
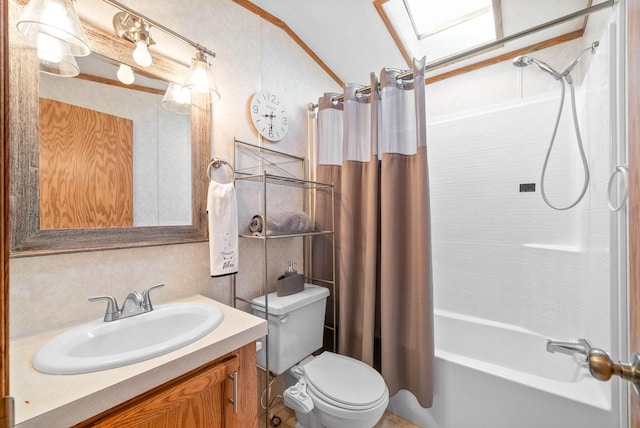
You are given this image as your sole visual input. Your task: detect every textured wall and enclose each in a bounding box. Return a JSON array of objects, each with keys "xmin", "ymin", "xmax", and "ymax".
[
  {"xmin": 426, "ymin": 23, "xmax": 614, "ymax": 344},
  {"xmin": 10, "ymin": 0, "xmax": 340, "ymax": 339}
]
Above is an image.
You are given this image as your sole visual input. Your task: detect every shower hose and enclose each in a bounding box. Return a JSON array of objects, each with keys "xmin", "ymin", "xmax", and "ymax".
[{"xmin": 540, "ymin": 75, "xmax": 590, "ymax": 210}]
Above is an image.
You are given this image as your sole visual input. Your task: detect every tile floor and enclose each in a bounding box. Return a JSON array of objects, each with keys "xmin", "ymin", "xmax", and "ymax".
[{"xmin": 260, "ymin": 401, "xmax": 420, "ymax": 428}]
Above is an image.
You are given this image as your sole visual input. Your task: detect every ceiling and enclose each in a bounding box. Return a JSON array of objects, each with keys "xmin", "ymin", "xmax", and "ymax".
[
  {"xmin": 241, "ymin": 0, "xmax": 606, "ymax": 85},
  {"xmin": 71, "ymin": 0, "xmax": 610, "ymax": 87}
]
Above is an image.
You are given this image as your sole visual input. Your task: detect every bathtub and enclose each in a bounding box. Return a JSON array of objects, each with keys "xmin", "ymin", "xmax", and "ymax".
[{"xmin": 386, "ymin": 310, "xmax": 619, "ymax": 428}]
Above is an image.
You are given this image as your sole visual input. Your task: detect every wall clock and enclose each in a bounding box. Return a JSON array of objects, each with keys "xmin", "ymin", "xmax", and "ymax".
[{"xmin": 250, "ymin": 91, "xmax": 289, "ymax": 142}]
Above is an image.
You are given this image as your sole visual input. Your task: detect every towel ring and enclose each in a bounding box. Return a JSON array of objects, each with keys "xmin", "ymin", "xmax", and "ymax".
[{"xmin": 207, "ymin": 158, "xmax": 235, "ymax": 183}]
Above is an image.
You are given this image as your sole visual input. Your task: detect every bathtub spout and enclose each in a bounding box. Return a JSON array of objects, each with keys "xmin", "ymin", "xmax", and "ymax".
[{"xmin": 547, "ymin": 339, "xmax": 591, "ymax": 360}]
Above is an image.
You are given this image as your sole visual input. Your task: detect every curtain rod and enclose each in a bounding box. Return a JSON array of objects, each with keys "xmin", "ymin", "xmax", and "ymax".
[
  {"xmin": 309, "ymin": 0, "xmax": 616, "ymax": 110},
  {"xmin": 100, "ymin": 0, "xmax": 216, "ymax": 59}
]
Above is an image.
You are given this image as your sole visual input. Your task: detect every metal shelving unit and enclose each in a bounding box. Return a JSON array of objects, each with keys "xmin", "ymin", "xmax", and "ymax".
[{"xmin": 231, "ymin": 139, "xmax": 335, "ymax": 426}]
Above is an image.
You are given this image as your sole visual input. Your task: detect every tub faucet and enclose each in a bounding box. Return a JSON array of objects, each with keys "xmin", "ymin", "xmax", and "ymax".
[
  {"xmin": 89, "ymin": 284, "xmax": 165, "ymax": 322},
  {"xmin": 546, "ymin": 338, "xmax": 591, "ymax": 363}
]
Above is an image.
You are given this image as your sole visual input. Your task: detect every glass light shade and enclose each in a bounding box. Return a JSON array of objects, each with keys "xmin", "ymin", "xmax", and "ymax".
[
  {"xmin": 162, "ymin": 82, "xmax": 192, "ymax": 115},
  {"xmin": 36, "ymin": 32, "xmax": 79, "ymax": 76},
  {"xmin": 132, "ymin": 40, "xmax": 152, "ymax": 67},
  {"xmin": 17, "ymin": 0, "xmax": 91, "ymax": 57},
  {"xmin": 116, "ymin": 64, "xmax": 135, "ymax": 85},
  {"xmin": 183, "ymin": 52, "xmax": 221, "ymax": 103}
]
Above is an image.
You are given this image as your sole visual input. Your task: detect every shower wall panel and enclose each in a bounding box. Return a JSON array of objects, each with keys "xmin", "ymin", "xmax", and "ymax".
[{"xmin": 427, "ymin": 81, "xmax": 611, "ymax": 341}]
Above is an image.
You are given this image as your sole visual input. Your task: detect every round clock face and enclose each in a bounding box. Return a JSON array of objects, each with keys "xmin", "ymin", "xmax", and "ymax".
[{"xmin": 250, "ymin": 91, "xmax": 289, "ymax": 142}]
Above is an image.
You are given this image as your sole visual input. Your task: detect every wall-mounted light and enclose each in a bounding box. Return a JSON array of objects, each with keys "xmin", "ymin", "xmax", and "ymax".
[
  {"xmin": 116, "ymin": 63, "xmax": 135, "ymax": 85},
  {"xmin": 113, "ymin": 11, "xmax": 154, "ymax": 68},
  {"xmin": 17, "ymin": 0, "xmax": 90, "ymax": 76},
  {"xmin": 162, "ymin": 82, "xmax": 192, "ymax": 115},
  {"xmin": 37, "ymin": 32, "xmax": 80, "ymax": 76},
  {"xmin": 183, "ymin": 50, "xmax": 221, "ymax": 103}
]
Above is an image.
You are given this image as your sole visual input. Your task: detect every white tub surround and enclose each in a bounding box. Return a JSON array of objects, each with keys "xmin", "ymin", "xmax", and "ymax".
[
  {"xmin": 11, "ymin": 295, "xmax": 267, "ymax": 428},
  {"xmin": 387, "ymin": 310, "xmax": 617, "ymax": 428}
]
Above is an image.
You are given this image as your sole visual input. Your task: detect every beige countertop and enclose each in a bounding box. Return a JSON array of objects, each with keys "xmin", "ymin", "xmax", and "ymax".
[{"xmin": 10, "ymin": 295, "xmax": 267, "ymax": 427}]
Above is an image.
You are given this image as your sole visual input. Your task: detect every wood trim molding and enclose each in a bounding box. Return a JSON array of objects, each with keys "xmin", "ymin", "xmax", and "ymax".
[
  {"xmin": 9, "ymin": 0, "xmax": 209, "ymax": 257},
  {"xmin": 238, "ymin": 0, "xmax": 582, "ymax": 92},
  {"xmin": 425, "ymin": 29, "xmax": 584, "ymax": 85},
  {"xmin": 75, "ymin": 73, "xmax": 166, "ymax": 96},
  {"xmin": 373, "ymin": 0, "xmax": 412, "ymax": 67},
  {"xmin": 2, "ymin": 0, "xmax": 11, "ymax": 405},
  {"xmin": 375, "ymin": 0, "xmax": 506, "ymax": 69},
  {"xmin": 629, "ymin": 0, "xmax": 640, "ymax": 425},
  {"xmin": 1, "ymin": 0, "xmax": 14, "ymax": 425},
  {"xmin": 232, "ymin": 0, "xmax": 343, "ymax": 87},
  {"xmin": 492, "ymin": 0, "xmax": 504, "ymax": 39}
]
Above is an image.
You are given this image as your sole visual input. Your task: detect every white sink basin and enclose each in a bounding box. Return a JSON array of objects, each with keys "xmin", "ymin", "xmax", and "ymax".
[{"xmin": 32, "ymin": 302, "xmax": 224, "ymax": 375}]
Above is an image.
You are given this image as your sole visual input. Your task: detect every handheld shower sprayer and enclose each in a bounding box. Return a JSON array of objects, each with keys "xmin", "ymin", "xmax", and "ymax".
[
  {"xmin": 511, "ymin": 41, "xmax": 599, "ymax": 210},
  {"xmin": 512, "ymin": 56, "xmax": 560, "ymax": 79}
]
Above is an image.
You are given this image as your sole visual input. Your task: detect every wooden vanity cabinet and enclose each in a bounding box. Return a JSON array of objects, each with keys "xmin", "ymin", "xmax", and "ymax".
[{"xmin": 74, "ymin": 343, "xmax": 257, "ymax": 428}]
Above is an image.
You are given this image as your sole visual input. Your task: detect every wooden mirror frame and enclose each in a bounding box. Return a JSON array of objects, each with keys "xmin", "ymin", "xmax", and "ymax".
[{"xmin": 9, "ymin": 0, "xmax": 209, "ymax": 257}]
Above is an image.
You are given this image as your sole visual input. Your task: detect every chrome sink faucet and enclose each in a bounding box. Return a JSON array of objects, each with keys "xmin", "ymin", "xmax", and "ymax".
[{"xmin": 89, "ymin": 284, "xmax": 165, "ymax": 322}]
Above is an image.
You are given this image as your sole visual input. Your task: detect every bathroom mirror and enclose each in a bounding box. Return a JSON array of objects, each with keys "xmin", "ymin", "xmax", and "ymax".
[
  {"xmin": 9, "ymin": 3, "xmax": 210, "ymax": 256},
  {"xmin": 39, "ymin": 53, "xmax": 192, "ymax": 229}
]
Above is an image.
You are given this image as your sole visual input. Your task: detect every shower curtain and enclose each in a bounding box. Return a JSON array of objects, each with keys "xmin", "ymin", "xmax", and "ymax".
[{"xmin": 314, "ymin": 57, "xmax": 434, "ymax": 407}]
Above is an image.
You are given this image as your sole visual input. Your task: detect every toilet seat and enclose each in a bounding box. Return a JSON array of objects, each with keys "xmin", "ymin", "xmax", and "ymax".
[{"xmin": 302, "ymin": 352, "xmax": 388, "ymax": 411}]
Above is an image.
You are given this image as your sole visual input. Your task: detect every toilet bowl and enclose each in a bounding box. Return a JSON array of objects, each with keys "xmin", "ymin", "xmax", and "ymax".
[
  {"xmin": 251, "ymin": 285, "xmax": 389, "ymax": 428},
  {"xmin": 284, "ymin": 352, "xmax": 389, "ymax": 428}
]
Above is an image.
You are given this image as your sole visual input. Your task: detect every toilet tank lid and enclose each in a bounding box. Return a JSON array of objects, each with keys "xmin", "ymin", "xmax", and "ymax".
[{"xmin": 250, "ymin": 284, "xmax": 329, "ymax": 316}]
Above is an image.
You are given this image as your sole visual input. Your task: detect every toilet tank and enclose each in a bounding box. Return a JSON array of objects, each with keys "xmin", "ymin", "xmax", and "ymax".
[{"xmin": 251, "ymin": 284, "xmax": 329, "ymax": 375}]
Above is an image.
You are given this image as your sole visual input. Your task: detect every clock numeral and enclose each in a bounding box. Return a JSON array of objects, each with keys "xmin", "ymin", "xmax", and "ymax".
[
  {"xmin": 282, "ymin": 117, "xmax": 287, "ymax": 125},
  {"xmin": 252, "ymin": 104, "xmax": 258, "ymax": 114}
]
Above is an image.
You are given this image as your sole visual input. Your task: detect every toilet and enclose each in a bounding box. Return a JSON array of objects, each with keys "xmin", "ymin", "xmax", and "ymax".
[{"xmin": 251, "ymin": 284, "xmax": 389, "ymax": 428}]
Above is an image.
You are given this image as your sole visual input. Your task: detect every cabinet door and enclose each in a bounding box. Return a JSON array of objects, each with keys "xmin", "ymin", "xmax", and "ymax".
[{"xmin": 82, "ymin": 356, "xmax": 239, "ymax": 428}]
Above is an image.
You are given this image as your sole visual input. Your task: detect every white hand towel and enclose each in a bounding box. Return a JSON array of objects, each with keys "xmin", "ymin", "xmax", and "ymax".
[{"xmin": 207, "ymin": 181, "xmax": 238, "ymax": 277}]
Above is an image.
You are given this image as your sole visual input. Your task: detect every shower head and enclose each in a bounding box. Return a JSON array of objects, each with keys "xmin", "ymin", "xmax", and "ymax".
[
  {"xmin": 512, "ymin": 55, "xmax": 531, "ymax": 67},
  {"xmin": 512, "ymin": 55, "xmax": 559, "ymax": 78}
]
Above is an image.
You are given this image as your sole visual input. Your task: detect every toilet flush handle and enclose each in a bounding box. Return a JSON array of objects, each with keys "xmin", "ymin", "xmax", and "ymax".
[{"xmin": 279, "ymin": 315, "xmax": 290, "ymax": 324}]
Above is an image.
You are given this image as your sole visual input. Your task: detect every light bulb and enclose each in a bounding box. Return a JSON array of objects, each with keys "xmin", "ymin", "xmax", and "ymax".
[
  {"xmin": 132, "ymin": 41, "xmax": 152, "ymax": 67},
  {"xmin": 187, "ymin": 61, "xmax": 211, "ymax": 94},
  {"xmin": 116, "ymin": 64, "xmax": 135, "ymax": 85},
  {"xmin": 41, "ymin": 0, "xmax": 72, "ymax": 41},
  {"xmin": 17, "ymin": 0, "xmax": 91, "ymax": 57},
  {"xmin": 162, "ymin": 82, "xmax": 192, "ymax": 114},
  {"xmin": 37, "ymin": 33, "xmax": 63, "ymax": 63},
  {"xmin": 174, "ymin": 85, "xmax": 191, "ymax": 104}
]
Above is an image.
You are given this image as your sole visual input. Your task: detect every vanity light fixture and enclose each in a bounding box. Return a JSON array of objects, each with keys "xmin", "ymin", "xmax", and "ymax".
[
  {"xmin": 116, "ymin": 63, "xmax": 135, "ymax": 85},
  {"xmin": 183, "ymin": 50, "xmax": 221, "ymax": 103},
  {"xmin": 17, "ymin": 0, "xmax": 90, "ymax": 76},
  {"xmin": 36, "ymin": 32, "xmax": 80, "ymax": 76},
  {"xmin": 113, "ymin": 11, "xmax": 154, "ymax": 68},
  {"xmin": 162, "ymin": 82, "xmax": 192, "ymax": 115},
  {"xmin": 102, "ymin": 0, "xmax": 221, "ymax": 103},
  {"xmin": 17, "ymin": 0, "xmax": 90, "ymax": 57}
]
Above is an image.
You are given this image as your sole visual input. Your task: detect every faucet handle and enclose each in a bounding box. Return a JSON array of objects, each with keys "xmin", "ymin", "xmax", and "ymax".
[
  {"xmin": 89, "ymin": 295, "xmax": 119, "ymax": 322},
  {"xmin": 141, "ymin": 283, "xmax": 165, "ymax": 311},
  {"xmin": 578, "ymin": 338, "xmax": 592, "ymax": 352}
]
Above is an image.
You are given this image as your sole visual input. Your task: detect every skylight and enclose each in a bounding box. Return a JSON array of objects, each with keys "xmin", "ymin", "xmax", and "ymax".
[
  {"xmin": 377, "ymin": 0, "xmax": 501, "ymax": 67},
  {"xmin": 404, "ymin": 0, "xmax": 495, "ymax": 40}
]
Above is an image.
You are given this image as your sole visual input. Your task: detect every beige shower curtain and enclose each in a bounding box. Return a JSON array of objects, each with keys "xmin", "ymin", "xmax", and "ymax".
[
  {"xmin": 313, "ymin": 93, "xmax": 343, "ymax": 351},
  {"xmin": 314, "ymin": 58, "xmax": 434, "ymax": 408}
]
